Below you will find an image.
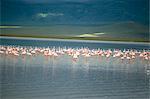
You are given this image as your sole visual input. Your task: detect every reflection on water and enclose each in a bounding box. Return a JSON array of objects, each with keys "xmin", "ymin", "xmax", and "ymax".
[
  {"xmin": 0, "ymin": 38, "xmax": 149, "ymax": 99},
  {"xmin": 1, "ymin": 54, "xmax": 149, "ymax": 99}
]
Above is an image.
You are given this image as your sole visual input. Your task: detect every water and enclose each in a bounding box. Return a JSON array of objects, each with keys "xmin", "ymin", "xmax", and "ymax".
[
  {"xmin": 0, "ymin": 37, "xmax": 149, "ymax": 50},
  {"xmin": 0, "ymin": 37, "xmax": 150, "ymax": 99}
]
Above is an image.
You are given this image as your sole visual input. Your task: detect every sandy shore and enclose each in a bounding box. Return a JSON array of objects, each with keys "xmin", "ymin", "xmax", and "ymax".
[{"xmin": 0, "ymin": 36, "xmax": 149, "ymax": 45}]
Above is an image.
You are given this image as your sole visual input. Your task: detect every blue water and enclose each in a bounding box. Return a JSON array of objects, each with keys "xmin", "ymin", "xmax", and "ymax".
[
  {"xmin": 0, "ymin": 38, "xmax": 150, "ymax": 99},
  {"xmin": 0, "ymin": 37, "xmax": 149, "ymax": 50}
]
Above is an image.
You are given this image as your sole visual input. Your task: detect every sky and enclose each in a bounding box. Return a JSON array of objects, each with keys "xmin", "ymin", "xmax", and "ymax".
[{"xmin": 0, "ymin": 0, "xmax": 149, "ymax": 26}]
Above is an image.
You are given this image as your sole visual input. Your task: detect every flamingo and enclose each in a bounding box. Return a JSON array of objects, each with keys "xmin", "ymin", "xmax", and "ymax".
[
  {"xmin": 21, "ymin": 50, "xmax": 26, "ymax": 55},
  {"xmin": 121, "ymin": 57, "xmax": 125, "ymax": 60},
  {"xmin": 27, "ymin": 52, "xmax": 32, "ymax": 56},
  {"xmin": 106, "ymin": 54, "xmax": 111, "ymax": 58},
  {"xmin": 126, "ymin": 56, "xmax": 131, "ymax": 60},
  {"xmin": 73, "ymin": 54, "xmax": 78, "ymax": 59},
  {"xmin": 0, "ymin": 50, "xmax": 4, "ymax": 54},
  {"xmin": 84, "ymin": 53, "xmax": 91, "ymax": 58}
]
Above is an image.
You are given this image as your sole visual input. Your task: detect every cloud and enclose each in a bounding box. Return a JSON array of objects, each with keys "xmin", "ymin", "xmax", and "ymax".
[
  {"xmin": 48, "ymin": 13, "xmax": 64, "ymax": 16},
  {"xmin": 37, "ymin": 12, "xmax": 64, "ymax": 18},
  {"xmin": 37, "ymin": 13, "xmax": 49, "ymax": 18},
  {"xmin": 93, "ymin": 32, "xmax": 106, "ymax": 35}
]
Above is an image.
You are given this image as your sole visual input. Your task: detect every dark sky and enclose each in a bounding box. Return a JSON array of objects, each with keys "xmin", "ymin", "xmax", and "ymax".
[{"xmin": 1, "ymin": 0, "xmax": 149, "ymax": 25}]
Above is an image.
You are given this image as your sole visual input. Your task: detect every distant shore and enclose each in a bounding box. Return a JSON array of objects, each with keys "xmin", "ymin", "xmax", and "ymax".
[
  {"xmin": 0, "ymin": 32, "xmax": 149, "ymax": 43},
  {"xmin": 0, "ymin": 36, "xmax": 149, "ymax": 45}
]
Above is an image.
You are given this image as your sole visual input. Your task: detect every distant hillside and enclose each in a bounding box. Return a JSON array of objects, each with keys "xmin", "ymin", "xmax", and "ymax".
[
  {"xmin": 93, "ymin": 21, "xmax": 148, "ymax": 34},
  {"xmin": 0, "ymin": 21, "xmax": 149, "ymax": 41},
  {"xmin": 83, "ymin": 21, "xmax": 149, "ymax": 40}
]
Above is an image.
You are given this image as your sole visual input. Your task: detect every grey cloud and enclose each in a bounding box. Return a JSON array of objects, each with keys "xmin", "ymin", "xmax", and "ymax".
[{"xmin": 37, "ymin": 12, "xmax": 64, "ymax": 18}]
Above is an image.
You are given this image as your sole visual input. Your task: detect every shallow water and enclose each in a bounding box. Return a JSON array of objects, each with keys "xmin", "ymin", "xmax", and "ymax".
[
  {"xmin": 0, "ymin": 38, "xmax": 150, "ymax": 99},
  {"xmin": 0, "ymin": 37, "xmax": 149, "ymax": 50}
]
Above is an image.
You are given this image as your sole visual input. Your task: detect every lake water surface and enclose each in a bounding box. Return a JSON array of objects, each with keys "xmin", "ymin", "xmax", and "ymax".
[{"xmin": 0, "ymin": 37, "xmax": 150, "ymax": 99}]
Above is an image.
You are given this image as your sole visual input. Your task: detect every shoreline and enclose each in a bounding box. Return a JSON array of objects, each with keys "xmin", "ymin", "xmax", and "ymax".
[{"xmin": 0, "ymin": 36, "xmax": 150, "ymax": 45}]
